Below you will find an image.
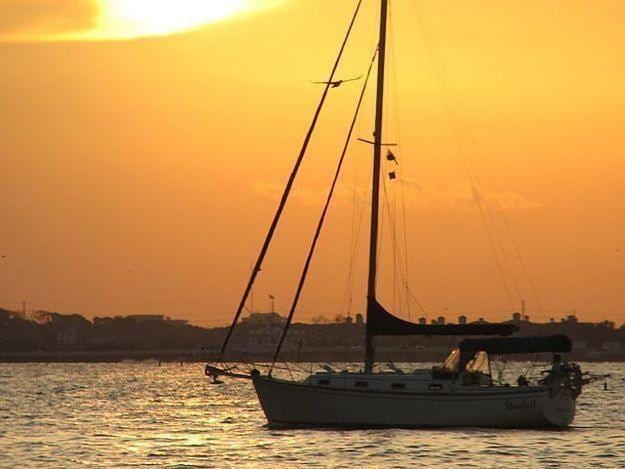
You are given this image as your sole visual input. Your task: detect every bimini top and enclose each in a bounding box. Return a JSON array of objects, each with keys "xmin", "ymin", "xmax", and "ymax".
[{"xmin": 459, "ymin": 334, "xmax": 572, "ymax": 355}]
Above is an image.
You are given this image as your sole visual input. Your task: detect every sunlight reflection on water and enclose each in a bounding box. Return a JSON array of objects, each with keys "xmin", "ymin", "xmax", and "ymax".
[{"xmin": 1, "ymin": 362, "xmax": 624, "ymax": 467}]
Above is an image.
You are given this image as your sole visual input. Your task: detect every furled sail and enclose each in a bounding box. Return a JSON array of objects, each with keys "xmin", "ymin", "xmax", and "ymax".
[{"xmin": 366, "ymin": 299, "xmax": 519, "ymax": 337}]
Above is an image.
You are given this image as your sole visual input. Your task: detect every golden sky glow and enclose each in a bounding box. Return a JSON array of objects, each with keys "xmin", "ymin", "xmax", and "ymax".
[
  {"xmin": 0, "ymin": 1, "xmax": 623, "ymax": 326},
  {"xmin": 2, "ymin": 0, "xmax": 281, "ymax": 41}
]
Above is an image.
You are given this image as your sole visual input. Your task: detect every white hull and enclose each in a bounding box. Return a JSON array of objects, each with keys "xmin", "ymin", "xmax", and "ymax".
[{"xmin": 252, "ymin": 375, "xmax": 577, "ymax": 428}]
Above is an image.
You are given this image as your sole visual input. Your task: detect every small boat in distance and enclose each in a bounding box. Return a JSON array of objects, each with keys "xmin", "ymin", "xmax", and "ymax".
[{"xmin": 206, "ymin": 0, "xmax": 587, "ymax": 428}]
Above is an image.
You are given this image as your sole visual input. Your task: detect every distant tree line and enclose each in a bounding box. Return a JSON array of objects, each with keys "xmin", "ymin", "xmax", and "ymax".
[{"xmin": 1, "ymin": 308, "xmax": 624, "ymax": 354}]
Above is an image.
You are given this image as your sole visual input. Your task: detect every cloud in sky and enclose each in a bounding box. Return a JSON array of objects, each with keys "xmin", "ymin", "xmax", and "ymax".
[
  {"xmin": 0, "ymin": 0, "xmax": 98, "ymax": 38},
  {"xmin": 252, "ymin": 181, "xmax": 359, "ymax": 208},
  {"xmin": 400, "ymin": 179, "xmax": 541, "ymax": 212},
  {"xmin": 253, "ymin": 179, "xmax": 540, "ymax": 212}
]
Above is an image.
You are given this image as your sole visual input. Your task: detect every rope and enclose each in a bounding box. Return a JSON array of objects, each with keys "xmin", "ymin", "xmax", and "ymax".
[
  {"xmin": 381, "ymin": 171, "xmax": 399, "ymax": 313},
  {"xmin": 412, "ymin": 4, "xmax": 546, "ymax": 319},
  {"xmin": 416, "ymin": 1, "xmax": 546, "ymax": 320},
  {"xmin": 340, "ymin": 151, "xmax": 367, "ymax": 317},
  {"xmin": 340, "ymin": 0, "xmax": 382, "ymax": 319},
  {"xmin": 218, "ymin": 0, "xmax": 365, "ymax": 361},
  {"xmin": 388, "ymin": 5, "xmax": 412, "ymax": 319},
  {"xmin": 412, "ymin": 1, "xmax": 521, "ymax": 314},
  {"xmin": 270, "ymin": 49, "xmax": 379, "ymax": 372}
]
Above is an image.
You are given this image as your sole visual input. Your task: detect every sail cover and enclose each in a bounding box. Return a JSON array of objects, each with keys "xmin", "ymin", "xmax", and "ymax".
[
  {"xmin": 366, "ymin": 299, "xmax": 518, "ymax": 336},
  {"xmin": 458, "ymin": 335, "xmax": 572, "ymax": 354}
]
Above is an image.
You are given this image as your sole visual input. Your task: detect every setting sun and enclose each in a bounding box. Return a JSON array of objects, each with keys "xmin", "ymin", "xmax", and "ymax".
[
  {"xmin": 0, "ymin": 0, "xmax": 278, "ymax": 42},
  {"xmin": 92, "ymin": 0, "xmax": 250, "ymax": 39}
]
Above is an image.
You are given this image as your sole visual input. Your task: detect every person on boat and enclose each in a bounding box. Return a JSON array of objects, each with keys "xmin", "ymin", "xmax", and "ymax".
[
  {"xmin": 540, "ymin": 353, "xmax": 571, "ymax": 385},
  {"xmin": 552, "ymin": 354, "xmax": 563, "ymax": 370}
]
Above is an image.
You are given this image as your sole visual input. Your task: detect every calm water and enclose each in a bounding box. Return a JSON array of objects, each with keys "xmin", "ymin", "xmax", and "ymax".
[{"xmin": 1, "ymin": 362, "xmax": 624, "ymax": 468}]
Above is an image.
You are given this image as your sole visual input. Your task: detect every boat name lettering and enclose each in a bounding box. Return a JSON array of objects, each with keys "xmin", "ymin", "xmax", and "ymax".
[{"xmin": 505, "ymin": 398, "xmax": 537, "ymax": 411}]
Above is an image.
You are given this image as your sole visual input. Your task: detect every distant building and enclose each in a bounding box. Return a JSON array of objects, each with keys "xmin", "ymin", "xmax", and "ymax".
[
  {"xmin": 458, "ymin": 315, "xmax": 467, "ymax": 325},
  {"xmin": 247, "ymin": 324, "xmax": 306, "ymax": 351},
  {"xmin": 242, "ymin": 312, "xmax": 285, "ymax": 325},
  {"xmin": 95, "ymin": 314, "xmax": 188, "ymax": 327}
]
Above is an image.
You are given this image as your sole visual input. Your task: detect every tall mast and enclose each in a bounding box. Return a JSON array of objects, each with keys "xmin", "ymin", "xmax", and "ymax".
[{"xmin": 365, "ymin": 0, "xmax": 388, "ymax": 373}]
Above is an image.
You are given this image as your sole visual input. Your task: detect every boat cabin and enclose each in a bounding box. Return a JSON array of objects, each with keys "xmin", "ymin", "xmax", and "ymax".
[{"xmin": 304, "ymin": 351, "xmax": 493, "ymax": 393}]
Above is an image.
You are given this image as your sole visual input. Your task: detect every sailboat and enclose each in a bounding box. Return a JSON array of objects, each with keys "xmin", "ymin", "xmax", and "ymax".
[{"xmin": 206, "ymin": 0, "xmax": 586, "ymax": 428}]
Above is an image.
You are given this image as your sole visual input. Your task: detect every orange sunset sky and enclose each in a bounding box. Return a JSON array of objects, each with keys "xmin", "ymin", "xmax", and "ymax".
[{"xmin": 0, "ymin": 0, "xmax": 623, "ymax": 326}]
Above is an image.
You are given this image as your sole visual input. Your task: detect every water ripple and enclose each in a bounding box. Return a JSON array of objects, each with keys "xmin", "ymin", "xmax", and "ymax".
[{"xmin": 1, "ymin": 362, "xmax": 623, "ymax": 467}]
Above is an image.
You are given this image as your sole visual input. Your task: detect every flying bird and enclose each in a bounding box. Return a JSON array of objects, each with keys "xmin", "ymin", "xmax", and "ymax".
[{"xmin": 311, "ymin": 75, "xmax": 362, "ymax": 88}]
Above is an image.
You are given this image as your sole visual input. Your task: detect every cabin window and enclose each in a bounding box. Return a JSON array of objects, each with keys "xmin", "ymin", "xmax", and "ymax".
[
  {"xmin": 354, "ymin": 381, "xmax": 369, "ymax": 388},
  {"xmin": 318, "ymin": 379, "xmax": 330, "ymax": 385},
  {"xmin": 391, "ymin": 383, "xmax": 406, "ymax": 390}
]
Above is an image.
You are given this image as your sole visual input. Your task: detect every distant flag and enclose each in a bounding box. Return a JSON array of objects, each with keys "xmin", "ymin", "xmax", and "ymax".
[
  {"xmin": 269, "ymin": 294, "xmax": 275, "ymax": 300},
  {"xmin": 388, "ymin": 171, "xmax": 396, "ymax": 180},
  {"xmin": 386, "ymin": 150, "xmax": 398, "ymax": 164}
]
